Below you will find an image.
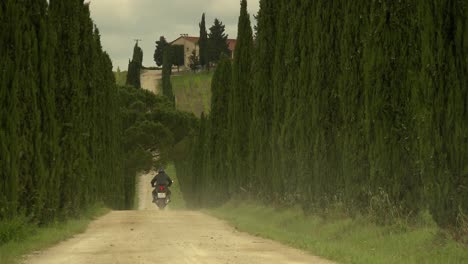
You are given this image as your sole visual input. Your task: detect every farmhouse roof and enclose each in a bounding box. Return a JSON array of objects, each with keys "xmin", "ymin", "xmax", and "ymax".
[{"xmin": 227, "ymin": 39, "xmax": 237, "ymax": 52}]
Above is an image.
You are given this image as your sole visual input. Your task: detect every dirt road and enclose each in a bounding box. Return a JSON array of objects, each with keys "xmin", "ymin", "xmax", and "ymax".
[
  {"xmin": 24, "ymin": 172, "xmax": 332, "ymax": 264},
  {"xmin": 140, "ymin": 69, "xmax": 161, "ymax": 95}
]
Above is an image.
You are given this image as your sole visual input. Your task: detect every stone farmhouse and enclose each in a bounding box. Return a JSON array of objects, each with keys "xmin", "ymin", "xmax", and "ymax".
[{"xmin": 170, "ymin": 34, "xmax": 237, "ymax": 68}]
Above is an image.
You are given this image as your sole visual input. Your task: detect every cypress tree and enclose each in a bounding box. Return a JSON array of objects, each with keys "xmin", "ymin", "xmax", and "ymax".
[
  {"xmin": 0, "ymin": 0, "xmax": 21, "ymax": 219},
  {"xmin": 274, "ymin": 0, "xmax": 305, "ymax": 202},
  {"xmin": 247, "ymin": 0, "xmax": 278, "ymax": 198},
  {"xmin": 162, "ymin": 47, "xmax": 175, "ymax": 105},
  {"xmin": 154, "ymin": 36, "xmax": 168, "ymax": 67},
  {"xmin": 267, "ymin": 0, "xmax": 294, "ymax": 199},
  {"xmin": 38, "ymin": 0, "xmax": 60, "ymax": 223},
  {"xmin": 415, "ymin": 0, "xmax": 468, "ymax": 229},
  {"xmin": 126, "ymin": 42, "xmax": 143, "ymax": 88},
  {"xmin": 198, "ymin": 13, "xmax": 209, "ymax": 68},
  {"xmin": 208, "ymin": 57, "xmax": 232, "ymax": 202},
  {"xmin": 17, "ymin": 0, "xmax": 51, "ymax": 220},
  {"xmin": 362, "ymin": 0, "xmax": 421, "ymax": 219},
  {"xmin": 226, "ymin": 0, "xmax": 254, "ymax": 193},
  {"xmin": 336, "ymin": 1, "xmax": 368, "ymax": 209},
  {"xmin": 192, "ymin": 113, "xmax": 207, "ymax": 204}
]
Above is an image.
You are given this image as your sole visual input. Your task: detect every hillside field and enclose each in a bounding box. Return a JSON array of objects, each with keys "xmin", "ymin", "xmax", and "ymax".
[{"xmin": 171, "ymin": 71, "xmax": 213, "ymax": 117}]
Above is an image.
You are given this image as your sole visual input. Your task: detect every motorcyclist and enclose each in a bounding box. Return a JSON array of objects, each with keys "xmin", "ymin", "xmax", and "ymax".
[{"xmin": 151, "ymin": 167, "xmax": 173, "ymax": 203}]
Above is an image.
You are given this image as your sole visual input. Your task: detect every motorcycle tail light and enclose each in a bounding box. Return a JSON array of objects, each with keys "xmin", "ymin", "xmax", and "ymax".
[{"xmin": 159, "ymin": 186, "xmax": 165, "ymax": 191}]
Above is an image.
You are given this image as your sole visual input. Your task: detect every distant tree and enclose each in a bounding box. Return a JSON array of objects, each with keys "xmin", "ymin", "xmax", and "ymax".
[
  {"xmin": 208, "ymin": 18, "xmax": 230, "ymax": 63},
  {"xmin": 171, "ymin": 45, "xmax": 185, "ymax": 72},
  {"xmin": 126, "ymin": 43, "xmax": 143, "ymax": 88},
  {"xmin": 199, "ymin": 13, "xmax": 209, "ymax": 69},
  {"xmin": 154, "ymin": 36, "xmax": 168, "ymax": 67},
  {"xmin": 189, "ymin": 50, "xmax": 200, "ymax": 72}
]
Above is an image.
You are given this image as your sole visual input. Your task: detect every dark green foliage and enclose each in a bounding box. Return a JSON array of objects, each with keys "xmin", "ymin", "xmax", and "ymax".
[
  {"xmin": 126, "ymin": 43, "xmax": 143, "ymax": 88},
  {"xmin": 189, "ymin": 50, "xmax": 200, "ymax": 72},
  {"xmin": 171, "ymin": 45, "xmax": 184, "ymax": 71},
  {"xmin": 177, "ymin": 0, "xmax": 468, "ymax": 233},
  {"xmin": 0, "ymin": 1, "xmax": 198, "ymax": 244},
  {"xmin": 413, "ymin": 0, "xmax": 468, "ymax": 229},
  {"xmin": 154, "ymin": 36, "xmax": 168, "ymax": 67},
  {"xmin": 208, "ymin": 18, "xmax": 230, "ymax": 63},
  {"xmin": 247, "ymin": 0, "xmax": 278, "ymax": 198},
  {"xmin": 117, "ymin": 86, "xmax": 197, "ymax": 207},
  {"xmin": 162, "ymin": 47, "xmax": 175, "ymax": 105},
  {"xmin": 0, "ymin": 0, "xmax": 128, "ymax": 228},
  {"xmin": 0, "ymin": 0, "xmax": 22, "ymax": 219},
  {"xmin": 226, "ymin": 0, "xmax": 254, "ymax": 194},
  {"xmin": 178, "ymin": 57, "xmax": 232, "ymax": 206},
  {"xmin": 198, "ymin": 13, "xmax": 209, "ymax": 68}
]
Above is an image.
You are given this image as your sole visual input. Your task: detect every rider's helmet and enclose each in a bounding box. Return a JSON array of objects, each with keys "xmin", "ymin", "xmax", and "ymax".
[{"xmin": 158, "ymin": 167, "xmax": 165, "ymax": 173}]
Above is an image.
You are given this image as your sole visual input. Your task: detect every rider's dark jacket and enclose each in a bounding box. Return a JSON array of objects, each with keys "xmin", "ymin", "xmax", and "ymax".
[{"xmin": 151, "ymin": 171, "xmax": 173, "ymax": 187}]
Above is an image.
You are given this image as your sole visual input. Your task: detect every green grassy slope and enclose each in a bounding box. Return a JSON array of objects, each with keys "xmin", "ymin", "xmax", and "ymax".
[
  {"xmin": 208, "ymin": 202, "xmax": 467, "ymax": 264},
  {"xmin": 171, "ymin": 72, "xmax": 213, "ymax": 117}
]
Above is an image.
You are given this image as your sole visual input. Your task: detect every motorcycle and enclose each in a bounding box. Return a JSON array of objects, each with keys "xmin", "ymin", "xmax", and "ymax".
[{"xmin": 153, "ymin": 185, "xmax": 170, "ymax": 209}]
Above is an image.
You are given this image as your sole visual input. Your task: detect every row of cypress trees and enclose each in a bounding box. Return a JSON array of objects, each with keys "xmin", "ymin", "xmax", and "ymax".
[
  {"xmin": 0, "ymin": 0, "xmax": 129, "ymax": 224},
  {"xmin": 177, "ymin": 0, "xmax": 467, "ymax": 231}
]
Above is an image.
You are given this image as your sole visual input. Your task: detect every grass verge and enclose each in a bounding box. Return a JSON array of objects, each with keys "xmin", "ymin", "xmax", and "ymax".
[
  {"xmin": 0, "ymin": 205, "xmax": 109, "ymax": 264},
  {"xmin": 207, "ymin": 201, "xmax": 468, "ymax": 264},
  {"xmin": 172, "ymin": 71, "xmax": 213, "ymax": 116}
]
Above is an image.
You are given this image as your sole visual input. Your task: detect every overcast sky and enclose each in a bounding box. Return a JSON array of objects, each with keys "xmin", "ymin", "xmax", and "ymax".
[{"xmin": 88, "ymin": 0, "xmax": 260, "ymax": 71}]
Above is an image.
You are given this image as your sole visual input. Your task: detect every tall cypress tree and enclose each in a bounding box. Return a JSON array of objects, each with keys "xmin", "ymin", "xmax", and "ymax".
[
  {"xmin": 415, "ymin": 0, "xmax": 468, "ymax": 229},
  {"xmin": 247, "ymin": 0, "xmax": 278, "ymax": 197},
  {"xmin": 126, "ymin": 42, "xmax": 143, "ymax": 88},
  {"xmin": 17, "ymin": 0, "xmax": 51, "ymax": 220},
  {"xmin": 37, "ymin": 0, "xmax": 60, "ymax": 222},
  {"xmin": 335, "ymin": 0, "xmax": 368, "ymax": 209},
  {"xmin": 162, "ymin": 47, "xmax": 175, "ymax": 105},
  {"xmin": 0, "ymin": 0, "xmax": 21, "ymax": 219},
  {"xmin": 208, "ymin": 57, "xmax": 232, "ymax": 202},
  {"xmin": 226, "ymin": 0, "xmax": 254, "ymax": 192},
  {"xmin": 198, "ymin": 13, "xmax": 209, "ymax": 69}
]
